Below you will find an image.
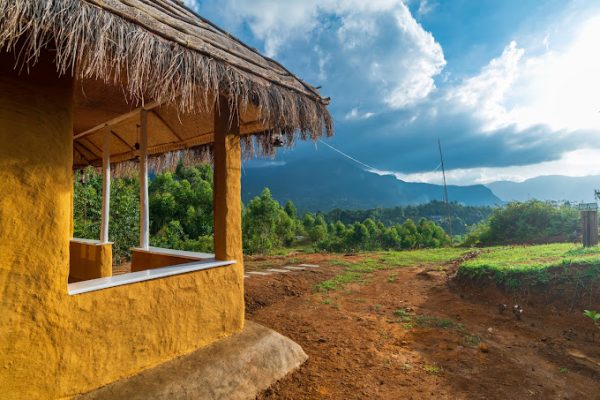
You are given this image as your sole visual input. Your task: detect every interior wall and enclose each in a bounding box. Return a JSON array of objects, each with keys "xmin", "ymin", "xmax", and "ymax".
[{"xmin": 0, "ymin": 51, "xmax": 244, "ymax": 399}]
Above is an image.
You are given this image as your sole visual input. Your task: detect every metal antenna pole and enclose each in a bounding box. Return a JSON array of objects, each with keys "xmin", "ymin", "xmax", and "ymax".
[{"xmin": 438, "ymin": 139, "xmax": 453, "ymax": 240}]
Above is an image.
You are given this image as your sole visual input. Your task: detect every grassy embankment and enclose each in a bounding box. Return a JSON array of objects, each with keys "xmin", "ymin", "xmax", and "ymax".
[
  {"xmin": 315, "ymin": 243, "xmax": 600, "ymax": 293},
  {"xmin": 458, "ymin": 243, "xmax": 600, "ymax": 289}
]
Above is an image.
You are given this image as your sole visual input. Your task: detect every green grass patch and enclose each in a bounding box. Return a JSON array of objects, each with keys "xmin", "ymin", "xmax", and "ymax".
[
  {"xmin": 379, "ymin": 248, "xmax": 470, "ymax": 267},
  {"xmin": 327, "ymin": 259, "xmax": 357, "ymax": 268},
  {"xmin": 463, "ymin": 334, "xmax": 481, "ymax": 347},
  {"xmin": 415, "ymin": 315, "xmax": 461, "ymax": 329},
  {"xmin": 316, "ymin": 248, "xmax": 469, "ymax": 293},
  {"xmin": 458, "ymin": 243, "xmax": 600, "ymax": 290},
  {"xmin": 394, "ymin": 308, "xmax": 411, "ymax": 318},
  {"xmin": 424, "ymin": 365, "xmax": 442, "ymax": 374}
]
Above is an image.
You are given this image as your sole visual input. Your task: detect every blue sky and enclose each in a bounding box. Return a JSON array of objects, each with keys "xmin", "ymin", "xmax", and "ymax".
[{"xmin": 187, "ymin": 0, "xmax": 600, "ymax": 185}]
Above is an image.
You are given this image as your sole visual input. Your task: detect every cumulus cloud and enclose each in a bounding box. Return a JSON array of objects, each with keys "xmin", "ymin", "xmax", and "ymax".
[
  {"xmin": 190, "ymin": 0, "xmax": 600, "ymax": 185},
  {"xmin": 446, "ymin": 41, "xmax": 524, "ymax": 132},
  {"xmin": 358, "ymin": 13, "xmax": 600, "ymax": 184},
  {"xmin": 209, "ymin": 0, "xmax": 446, "ymax": 111},
  {"xmin": 448, "ymin": 15, "xmax": 600, "ymax": 134}
]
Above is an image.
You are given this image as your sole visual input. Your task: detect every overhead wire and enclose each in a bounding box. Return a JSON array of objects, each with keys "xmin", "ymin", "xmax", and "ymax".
[{"xmin": 318, "ymin": 139, "xmax": 443, "ymax": 177}]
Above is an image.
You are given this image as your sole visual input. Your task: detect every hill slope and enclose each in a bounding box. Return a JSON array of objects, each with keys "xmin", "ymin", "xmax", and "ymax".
[
  {"xmin": 242, "ymin": 159, "xmax": 501, "ymax": 212},
  {"xmin": 486, "ymin": 175, "xmax": 600, "ymax": 203}
]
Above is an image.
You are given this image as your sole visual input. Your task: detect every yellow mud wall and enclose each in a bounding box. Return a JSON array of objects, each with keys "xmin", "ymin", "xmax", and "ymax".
[
  {"xmin": 69, "ymin": 241, "xmax": 113, "ymax": 281},
  {"xmin": 130, "ymin": 250, "xmax": 194, "ymax": 272},
  {"xmin": 0, "ymin": 52, "xmax": 244, "ymax": 399}
]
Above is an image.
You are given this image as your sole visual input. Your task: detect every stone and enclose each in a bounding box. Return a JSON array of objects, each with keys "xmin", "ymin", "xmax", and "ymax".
[{"xmin": 79, "ymin": 321, "xmax": 308, "ymax": 400}]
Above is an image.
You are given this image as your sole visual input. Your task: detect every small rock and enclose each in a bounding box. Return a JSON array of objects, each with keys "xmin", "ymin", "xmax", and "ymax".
[{"xmin": 487, "ymin": 327, "xmax": 494, "ymax": 334}]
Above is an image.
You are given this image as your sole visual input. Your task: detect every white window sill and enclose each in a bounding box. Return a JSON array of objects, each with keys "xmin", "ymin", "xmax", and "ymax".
[
  {"xmin": 71, "ymin": 238, "xmax": 113, "ymax": 245},
  {"xmin": 131, "ymin": 246, "xmax": 214, "ymax": 260},
  {"xmin": 68, "ymin": 258, "xmax": 235, "ymax": 295}
]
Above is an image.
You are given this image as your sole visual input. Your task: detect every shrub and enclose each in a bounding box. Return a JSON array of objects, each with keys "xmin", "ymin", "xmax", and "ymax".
[{"xmin": 462, "ymin": 200, "xmax": 579, "ymax": 246}]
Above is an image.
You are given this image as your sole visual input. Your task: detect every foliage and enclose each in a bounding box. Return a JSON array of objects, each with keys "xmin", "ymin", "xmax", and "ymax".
[
  {"xmin": 73, "ymin": 169, "xmax": 139, "ymax": 263},
  {"xmin": 583, "ymin": 310, "xmax": 600, "ymax": 330},
  {"xmin": 74, "ymin": 166, "xmax": 452, "ymax": 261},
  {"xmin": 324, "ymin": 200, "xmax": 493, "ymax": 235},
  {"xmin": 461, "ymin": 200, "xmax": 580, "ymax": 246},
  {"xmin": 242, "ymin": 188, "xmax": 297, "ymax": 254}
]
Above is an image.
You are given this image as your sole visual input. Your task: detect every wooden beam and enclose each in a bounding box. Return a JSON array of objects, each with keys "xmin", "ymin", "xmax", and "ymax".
[
  {"xmin": 73, "ymin": 100, "xmax": 162, "ymax": 141},
  {"xmin": 73, "ymin": 142, "xmax": 93, "ymax": 163},
  {"xmin": 74, "ymin": 141, "xmax": 99, "ymax": 159},
  {"xmin": 151, "ymin": 109, "xmax": 184, "ymax": 142},
  {"xmin": 139, "ymin": 110, "xmax": 150, "ymax": 250},
  {"xmin": 100, "ymin": 127, "xmax": 111, "ymax": 244},
  {"xmin": 110, "ymin": 129, "xmax": 136, "ymax": 151}
]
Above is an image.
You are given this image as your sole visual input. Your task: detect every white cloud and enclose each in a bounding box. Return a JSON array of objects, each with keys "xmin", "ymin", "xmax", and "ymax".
[
  {"xmin": 345, "ymin": 108, "xmax": 375, "ymax": 120},
  {"xmin": 447, "ymin": 14, "xmax": 600, "ymax": 134},
  {"xmin": 446, "ymin": 41, "xmax": 524, "ymax": 132},
  {"xmin": 373, "ymin": 148, "xmax": 600, "ymax": 185},
  {"xmin": 216, "ymin": 0, "xmax": 445, "ymax": 110},
  {"xmin": 417, "ymin": 0, "xmax": 436, "ymax": 16}
]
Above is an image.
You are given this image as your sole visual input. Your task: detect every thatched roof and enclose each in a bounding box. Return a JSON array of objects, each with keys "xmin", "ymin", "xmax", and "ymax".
[{"xmin": 0, "ymin": 0, "xmax": 333, "ymax": 171}]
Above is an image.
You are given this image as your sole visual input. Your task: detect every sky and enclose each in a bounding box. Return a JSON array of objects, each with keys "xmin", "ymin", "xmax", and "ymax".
[{"xmin": 186, "ymin": 0, "xmax": 600, "ymax": 185}]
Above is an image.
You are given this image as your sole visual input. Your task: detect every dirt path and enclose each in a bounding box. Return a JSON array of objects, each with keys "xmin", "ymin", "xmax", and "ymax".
[{"xmin": 244, "ymin": 254, "xmax": 600, "ymax": 400}]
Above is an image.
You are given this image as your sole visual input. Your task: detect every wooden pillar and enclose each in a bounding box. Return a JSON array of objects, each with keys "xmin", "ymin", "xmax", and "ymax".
[
  {"xmin": 213, "ymin": 96, "xmax": 243, "ymax": 262},
  {"xmin": 100, "ymin": 127, "xmax": 111, "ymax": 243},
  {"xmin": 582, "ymin": 210, "xmax": 598, "ymax": 247},
  {"xmin": 139, "ymin": 110, "xmax": 150, "ymax": 250}
]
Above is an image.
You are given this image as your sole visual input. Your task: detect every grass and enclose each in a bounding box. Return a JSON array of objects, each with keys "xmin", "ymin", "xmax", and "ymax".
[
  {"xmin": 316, "ymin": 248, "xmax": 469, "ymax": 293},
  {"xmin": 315, "ymin": 271, "xmax": 363, "ymax": 292},
  {"xmin": 464, "ymin": 334, "xmax": 481, "ymax": 346},
  {"xmin": 414, "ymin": 315, "xmax": 461, "ymax": 329},
  {"xmin": 379, "ymin": 248, "xmax": 470, "ymax": 267},
  {"xmin": 394, "ymin": 309, "xmax": 479, "ymax": 346},
  {"xmin": 424, "ymin": 365, "xmax": 442, "ymax": 374},
  {"xmin": 458, "ymin": 243, "xmax": 600, "ymax": 289}
]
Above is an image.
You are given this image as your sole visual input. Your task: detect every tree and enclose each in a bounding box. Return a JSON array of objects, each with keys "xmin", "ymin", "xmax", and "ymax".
[
  {"xmin": 284, "ymin": 200, "xmax": 297, "ymax": 219},
  {"xmin": 243, "ymin": 188, "xmax": 284, "ymax": 254}
]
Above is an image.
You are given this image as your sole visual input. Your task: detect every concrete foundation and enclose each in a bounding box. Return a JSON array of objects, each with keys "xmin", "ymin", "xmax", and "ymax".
[{"xmin": 78, "ymin": 321, "xmax": 307, "ymax": 400}]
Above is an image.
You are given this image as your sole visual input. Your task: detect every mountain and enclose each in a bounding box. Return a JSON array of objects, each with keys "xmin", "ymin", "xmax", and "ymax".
[
  {"xmin": 486, "ymin": 175, "xmax": 600, "ymax": 203},
  {"xmin": 242, "ymin": 158, "xmax": 502, "ymax": 212}
]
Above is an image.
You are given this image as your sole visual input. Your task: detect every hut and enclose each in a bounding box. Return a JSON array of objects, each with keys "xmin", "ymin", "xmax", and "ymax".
[{"xmin": 0, "ymin": 0, "xmax": 332, "ymax": 398}]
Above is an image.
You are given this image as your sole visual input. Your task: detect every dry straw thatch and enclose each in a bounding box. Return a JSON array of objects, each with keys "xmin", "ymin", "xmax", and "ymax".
[{"xmin": 0, "ymin": 0, "xmax": 333, "ymax": 170}]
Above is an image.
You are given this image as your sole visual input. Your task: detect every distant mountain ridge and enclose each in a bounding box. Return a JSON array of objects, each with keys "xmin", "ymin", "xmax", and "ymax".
[
  {"xmin": 486, "ymin": 175, "xmax": 600, "ymax": 203},
  {"xmin": 242, "ymin": 158, "xmax": 502, "ymax": 212}
]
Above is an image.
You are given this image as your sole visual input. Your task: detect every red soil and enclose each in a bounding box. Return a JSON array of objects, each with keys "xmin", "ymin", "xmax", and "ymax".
[{"xmin": 244, "ymin": 253, "xmax": 600, "ymax": 400}]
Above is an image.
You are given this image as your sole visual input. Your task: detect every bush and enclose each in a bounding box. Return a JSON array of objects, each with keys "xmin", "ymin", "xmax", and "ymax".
[{"xmin": 462, "ymin": 200, "xmax": 580, "ymax": 246}]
